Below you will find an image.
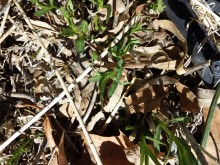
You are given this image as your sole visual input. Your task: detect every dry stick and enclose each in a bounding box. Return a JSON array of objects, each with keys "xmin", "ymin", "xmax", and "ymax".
[
  {"xmin": 0, "ymin": 22, "xmax": 17, "ymax": 44},
  {"xmin": 0, "ymin": 0, "xmax": 12, "ymax": 36}
]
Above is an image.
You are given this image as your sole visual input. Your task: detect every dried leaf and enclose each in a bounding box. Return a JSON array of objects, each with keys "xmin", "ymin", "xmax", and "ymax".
[
  {"xmin": 43, "ymin": 116, "xmax": 56, "ymax": 148},
  {"xmin": 79, "ymin": 131, "xmax": 133, "ymax": 165}
]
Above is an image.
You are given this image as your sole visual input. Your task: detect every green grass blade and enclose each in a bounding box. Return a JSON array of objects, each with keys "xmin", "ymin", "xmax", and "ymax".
[{"xmin": 201, "ymin": 83, "xmax": 220, "ymax": 148}]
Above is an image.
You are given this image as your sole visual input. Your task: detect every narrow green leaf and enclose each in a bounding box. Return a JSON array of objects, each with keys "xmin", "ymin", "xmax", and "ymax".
[
  {"xmin": 201, "ymin": 82, "xmax": 220, "ymax": 148},
  {"xmin": 173, "ymin": 137, "xmax": 198, "ymax": 165},
  {"xmin": 67, "ymin": 0, "xmax": 74, "ymax": 12},
  {"xmin": 60, "ymin": 7, "xmax": 74, "ymax": 27},
  {"xmin": 170, "ymin": 117, "xmax": 191, "ymax": 123},
  {"xmin": 104, "ymin": 4, "xmax": 111, "ymax": 23},
  {"xmin": 75, "ymin": 37, "xmax": 85, "ymax": 53},
  {"xmin": 89, "ymin": 74, "xmax": 101, "ymax": 82},
  {"xmin": 145, "ymin": 136, "xmax": 166, "ymax": 147},
  {"xmin": 140, "ymin": 135, "xmax": 161, "ymax": 165},
  {"xmin": 92, "ymin": 52, "xmax": 98, "ymax": 61},
  {"xmin": 153, "ymin": 125, "xmax": 162, "ymax": 151},
  {"xmin": 108, "ymin": 81, "xmax": 118, "ymax": 97},
  {"xmin": 140, "ymin": 136, "xmax": 149, "ymax": 165}
]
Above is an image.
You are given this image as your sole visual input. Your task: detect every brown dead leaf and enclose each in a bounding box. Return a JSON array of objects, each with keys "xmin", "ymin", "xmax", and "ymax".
[
  {"xmin": 78, "ymin": 131, "xmax": 133, "ymax": 165},
  {"xmin": 43, "ymin": 116, "xmax": 56, "ymax": 148},
  {"xmin": 108, "ymin": 0, "xmax": 126, "ymax": 16}
]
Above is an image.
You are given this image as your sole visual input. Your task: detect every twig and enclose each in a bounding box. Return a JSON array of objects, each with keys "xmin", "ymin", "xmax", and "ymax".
[
  {"xmin": 83, "ymin": 82, "xmax": 98, "ymax": 123},
  {"xmin": 4, "ymin": 92, "xmax": 36, "ymax": 102},
  {"xmin": 201, "ymin": 83, "xmax": 220, "ymax": 148},
  {"xmin": 32, "ymin": 139, "xmax": 47, "ymax": 165},
  {"xmin": 0, "ymin": 0, "xmax": 12, "ymax": 36},
  {"xmin": 184, "ymin": 60, "xmax": 211, "ymax": 75}
]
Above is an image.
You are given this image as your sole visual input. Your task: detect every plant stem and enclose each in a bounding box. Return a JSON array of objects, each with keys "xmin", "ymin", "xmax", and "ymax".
[{"xmin": 201, "ymin": 83, "xmax": 220, "ymax": 148}]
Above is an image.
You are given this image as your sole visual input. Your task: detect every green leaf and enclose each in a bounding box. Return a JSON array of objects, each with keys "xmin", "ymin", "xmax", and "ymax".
[
  {"xmin": 140, "ymin": 136, "xmax": 149, "ymax": 165},
  {"xmin": 60, "ymin": 27, "xmax": 75, "ymax": 36},
  {"xmin": 108, "ymin": 81, "xmax": 118, "ymax": 97},
  {"xmin": 49, "ymin": 0, "xmax": 54, "ymax": 6},
  {"xmin": 75, "ymin": 37, "xmax": 85, "ymax": 53},
  {"xmin": 34, "ymin": 8, "xmax": 52, "ymax": 16},
  {"xmin": 153, "ymin": 125, "xmax": 162, "ymax": 151},
  {"xmin": 92, "ymin": 52, "xmax": 98, "ymax": 61},
  {"xmin": 140, "ymin": 134, "xmax": 161, "ymax": 165},
  {"xmin": 79, "ymin": 20, "xmax": 89, "ymax": 33},
  {"xmin": 104, "ymin": 4, "xmax": 111, "ymax": 23},
  {"xmin": 173, "ymin": 137, "xmax": 198, "ymax": 165},
  {"xmin": 60, "ymin": 7, "xmax": 74, "ymax": 28},
  {"xmin": 145, "ymin": 136, "xmax": 166, "ymax": 147},
  {"xmin": 89, "ymin": 74, "xmax": 101, "ymax": 82},
  {"xmin": 130, "ymin": 23, "xmax": 142, "ymax": 34}
]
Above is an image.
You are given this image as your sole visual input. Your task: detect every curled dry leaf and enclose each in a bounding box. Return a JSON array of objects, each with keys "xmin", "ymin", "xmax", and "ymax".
[
  {"xmin": 125, "ymin": 76, "xmax": 200, "ymax": 114},
  {"xmin": 87, "ymin": 111, "xmax": 105, "ymax": 131}
]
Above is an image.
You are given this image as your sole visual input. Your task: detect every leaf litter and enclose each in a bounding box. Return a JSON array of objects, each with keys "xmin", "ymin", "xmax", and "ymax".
[{"xmin": 0, "ymin": 0, "xmax": 219, "ymax": 164}]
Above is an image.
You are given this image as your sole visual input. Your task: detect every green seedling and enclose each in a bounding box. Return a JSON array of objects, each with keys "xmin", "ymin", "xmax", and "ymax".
[
  {"xmin": 152, "ymin": 114, "xmax": 198, "ymax": 165},
  {"xmin": 90, "ymin": 33, "xmax": 139, "ymax": 107},
  {"xmin": 150, "ymin": 0, "xmax": 166, "ymax": 14},
  {"xmin": 126, "ymin": 113, "xmax": 197, "ymax": 165},
  {"xmin": 2, "ymin": 138, "xmax": 33, "ymax": 165},
  {"xmin": 31, "ymin": 0, "xmax": 89, "ymax": 53}
]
